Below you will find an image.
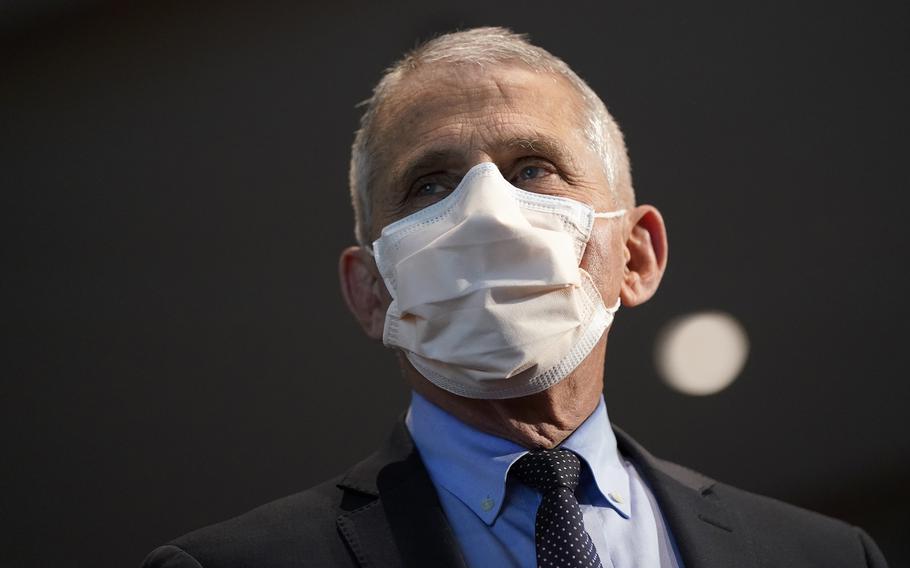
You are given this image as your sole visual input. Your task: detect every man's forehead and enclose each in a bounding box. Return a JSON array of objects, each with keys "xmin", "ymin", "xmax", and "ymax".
[
  {"xmin": 381, "ymin": 63, "xmax": 583, "ymax": 134},
  {"xmin": 372, "ymin": 63, "xmax": 589, "ymax": 180},
  {"xmin": 399, "ymin": 63, "xmax": 563, "ymax": 101}
]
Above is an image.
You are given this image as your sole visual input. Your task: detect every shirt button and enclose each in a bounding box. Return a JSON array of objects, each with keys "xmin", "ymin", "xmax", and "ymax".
[
  {"xmin": 608, "ymin": 491, "xmax": 624, "ymax": 504},
  {"xmin": 481, "ymin": 497, "xmax": 495, "ymax": 511}
]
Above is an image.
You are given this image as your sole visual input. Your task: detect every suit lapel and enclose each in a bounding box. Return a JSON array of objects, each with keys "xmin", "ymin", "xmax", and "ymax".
[
  {"xmin": 614, "ymin": 426, "xmax": 759, "ymax": 568},
  {"xmin": 336, "ymin": 420, "xmax": 468, "ymax": 568}
]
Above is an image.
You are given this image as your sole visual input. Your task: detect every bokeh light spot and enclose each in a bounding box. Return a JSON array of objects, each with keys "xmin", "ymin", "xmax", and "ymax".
[{"xmin": 655, "ymin": 311, "xmax": 749, "ymax": 396}]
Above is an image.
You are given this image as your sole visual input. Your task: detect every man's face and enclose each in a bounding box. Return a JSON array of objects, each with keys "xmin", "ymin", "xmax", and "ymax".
[{"xmin": 368, "ymin": 63, "xmax": 627, "ymax": 307}]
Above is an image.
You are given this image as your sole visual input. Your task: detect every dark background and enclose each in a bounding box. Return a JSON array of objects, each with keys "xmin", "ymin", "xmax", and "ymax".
[{"xmin": 2, "ymin": 1, "xmax": 908, "ymax": 566}]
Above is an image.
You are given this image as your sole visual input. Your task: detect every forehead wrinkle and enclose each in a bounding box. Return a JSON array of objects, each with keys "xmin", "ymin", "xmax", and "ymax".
[
  {"xmin": 380, "ymin": 66, "xmax": 558, "ymax": 136},
  {"xmin": 376, "ymin": 64, "xmax": 584, "ymax": 146}
]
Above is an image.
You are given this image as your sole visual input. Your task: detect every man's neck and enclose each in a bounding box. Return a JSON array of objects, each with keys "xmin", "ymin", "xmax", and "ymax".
[{"xmin": 402, "ymin": 343, "xmax": 607, "ymax": 449}]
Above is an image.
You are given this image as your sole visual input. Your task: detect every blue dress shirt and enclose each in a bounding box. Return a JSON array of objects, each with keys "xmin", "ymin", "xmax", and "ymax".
[{"xmin": 406, "ymin": 391, "xmax": 684, "ymax": 568}]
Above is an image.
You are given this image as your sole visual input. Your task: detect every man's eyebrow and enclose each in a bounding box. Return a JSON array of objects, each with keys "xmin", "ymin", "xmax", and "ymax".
[
  {"xmin": 395, "ymin": 149, "xmax": 458, "ymax": 188},
  {"xmin": 505, "ymin": 136, "xmax": 582, "ymax": 173}
]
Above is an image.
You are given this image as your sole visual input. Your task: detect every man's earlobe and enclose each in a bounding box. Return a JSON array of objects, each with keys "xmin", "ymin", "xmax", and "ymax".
[
  {"xmin": 619, "ymin": 206, "xmax": 668, "ymax": 308},
  {"xmin": 338, "ymin": 246, "xmax": 386, "ymax": 340}
]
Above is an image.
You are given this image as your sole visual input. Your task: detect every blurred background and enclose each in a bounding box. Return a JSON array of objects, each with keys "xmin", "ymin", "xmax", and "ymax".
[{"xmin": 2, "ymin": 0, "xmax": 908, "ymax": 566}]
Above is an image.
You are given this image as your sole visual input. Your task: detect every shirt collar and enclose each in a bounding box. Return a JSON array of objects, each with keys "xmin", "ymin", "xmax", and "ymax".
[
  {"xmin": 561, "ymin": 396, "xmax": 632, "ymax": 518},
  {"xmin": 405, "ymin": 391, "xmax": 632, "ymax": 526}
]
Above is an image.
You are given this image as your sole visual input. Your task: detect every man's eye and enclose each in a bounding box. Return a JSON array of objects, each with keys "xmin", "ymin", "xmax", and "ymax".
[
  {"xmin": 415, "ymin": 182, "xmax": 450, "ymax": 197},
  {"xmin": 514, "ymin": 165, "xmax": 550, "ymax": 183}
]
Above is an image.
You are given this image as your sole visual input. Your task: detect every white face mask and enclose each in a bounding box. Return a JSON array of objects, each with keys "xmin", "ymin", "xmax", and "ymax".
[{"xmin": 372, "ymin": 162, "xmax": 625, "ymax": 399}]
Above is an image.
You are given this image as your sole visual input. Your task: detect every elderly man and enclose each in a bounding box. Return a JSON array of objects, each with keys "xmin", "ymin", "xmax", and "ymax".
[{"xmin": 143, "ymin": 27, "xmax": 887, "ymax": 568}]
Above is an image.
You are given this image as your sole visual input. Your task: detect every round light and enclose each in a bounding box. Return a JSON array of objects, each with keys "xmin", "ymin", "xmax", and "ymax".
[{"xmin": 655, "ymin": 311, "xmax": 749, "ymax": 396}]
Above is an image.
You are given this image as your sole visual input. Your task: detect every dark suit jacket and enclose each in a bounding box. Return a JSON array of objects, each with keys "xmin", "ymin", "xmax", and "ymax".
[{"xmin": 142, "ymin": 420, "xmax": 888, "ymax": 567}]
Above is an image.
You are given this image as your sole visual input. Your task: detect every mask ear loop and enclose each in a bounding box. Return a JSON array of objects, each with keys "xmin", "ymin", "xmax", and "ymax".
[
  {"xmin": 591, "ymin": 210, "xmax": 625, "ymax": 312},
  {"xmin": 593, "ymin": 209, "xmax": 627, "ymax": 219}
]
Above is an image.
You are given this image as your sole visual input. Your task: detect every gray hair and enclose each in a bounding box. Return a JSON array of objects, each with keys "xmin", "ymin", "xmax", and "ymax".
[{"xmin": 349, "ymin": 27, "xmax": 634, "ymax": 246}]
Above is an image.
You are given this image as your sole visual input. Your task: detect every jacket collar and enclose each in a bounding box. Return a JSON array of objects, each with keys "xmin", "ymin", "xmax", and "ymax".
[
  {"xmin": 613, "ymin": 426, "xmax": 759, "ymax": 568},
  {"xmin": 337, "ymin": 418, "xmax": 758, "ymax": 568},
  {"xmin": 336, "ymin": 417, "xmax": 468, "ymax": 568}
]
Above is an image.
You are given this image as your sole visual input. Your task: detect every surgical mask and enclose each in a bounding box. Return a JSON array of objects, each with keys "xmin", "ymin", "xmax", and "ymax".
[{"xmin": 372, "ymin": 162, "xmax": 624, "ymax": 399}]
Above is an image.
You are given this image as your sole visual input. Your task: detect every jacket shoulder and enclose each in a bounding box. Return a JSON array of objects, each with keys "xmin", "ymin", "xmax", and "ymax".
[
  {"xmin": 703, "ymin": 473, "xmax": 887, "ymax": 566},
  {"xmin": 655, "ymin": 454, "xmax": 853, "ymax": 533},
  {"xmin": 142, "ymin": 476, "xmax": 366, "ymax": 568},
  {"xmin": 616, "ymin": 427, "xmax": 888, "ymax": 567}
]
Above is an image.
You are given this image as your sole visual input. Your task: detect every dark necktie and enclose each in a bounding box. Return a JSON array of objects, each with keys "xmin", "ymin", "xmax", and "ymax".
[{"xmin": 511, "ymin": 448, "xmax": 604, "ymax": 568}]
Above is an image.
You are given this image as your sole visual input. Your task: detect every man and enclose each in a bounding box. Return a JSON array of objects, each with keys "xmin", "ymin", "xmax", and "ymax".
[{"xmin": 142, "ymin": 27, "xmax": 888, "ymax": 568}]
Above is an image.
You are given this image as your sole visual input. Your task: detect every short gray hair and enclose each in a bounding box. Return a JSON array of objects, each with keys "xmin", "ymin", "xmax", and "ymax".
[{"xmin": 349, "ymin": 27, "xmax": 634, "ymax": 246}]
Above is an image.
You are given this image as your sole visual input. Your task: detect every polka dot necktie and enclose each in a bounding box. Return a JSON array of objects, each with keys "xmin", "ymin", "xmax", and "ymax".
[{"xmin": 511, "ymin": 449, "xmax": 604, "ymax": 568}]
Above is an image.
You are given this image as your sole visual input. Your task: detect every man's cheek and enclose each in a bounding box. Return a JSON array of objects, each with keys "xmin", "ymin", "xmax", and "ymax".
[{"xmin": 580, "ymin": 225, "xmax": 621, "ymax": 299}]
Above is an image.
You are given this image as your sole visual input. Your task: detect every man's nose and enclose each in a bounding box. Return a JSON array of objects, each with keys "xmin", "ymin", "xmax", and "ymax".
[{"xmin": 463, "ymin": 151, "xmax": 498, "ymax": 174}]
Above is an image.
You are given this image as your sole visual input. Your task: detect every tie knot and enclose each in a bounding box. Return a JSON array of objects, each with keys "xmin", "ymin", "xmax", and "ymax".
[{"xmin": 511, "ymin": 448, "xmax": 582, "ymax": 492}]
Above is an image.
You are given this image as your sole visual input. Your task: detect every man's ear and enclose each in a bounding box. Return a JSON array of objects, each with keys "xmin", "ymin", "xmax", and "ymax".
[
  {"xmin": 620, "ymin": 205, "xmax": 668, "ymax": 308},
  {"xmin": 339, "ymin": 246, "xmax": 387, "ymax": 340}
]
